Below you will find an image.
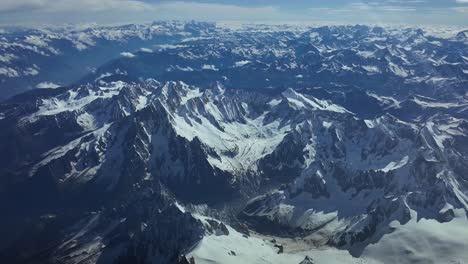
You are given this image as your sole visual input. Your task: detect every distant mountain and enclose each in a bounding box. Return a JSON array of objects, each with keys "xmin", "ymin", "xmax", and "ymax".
[
  {"xmin": 0, "ymin": 21, "xmax": 215, "ymax": 100},
  {"xmin": 0, "ymin": 22, "xmax": 467, "ymax": 264}
]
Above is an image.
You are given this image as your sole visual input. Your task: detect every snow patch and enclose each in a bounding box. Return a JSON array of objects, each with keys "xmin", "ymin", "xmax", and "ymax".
[
  {"xmin": 139, "ymin": 48, "xmax": 153, "ymax": 53},
  {"xmin": 36, "ymin": 82, "xmax": 61, "ymax": 89},
  {"xmin": 202, "ymin": 64, "xmax": 219, "ymax": 71},
  {"xmin": 234, "ymin": 60, "xmax": 251, "ymax": 67},
  {"xmin": 362, "ymin": 209, "xmax": 468, "ymax": 264},
  {"xmin": 120, "ymin": 52, "xmax": 136, "ymax": 58},
  {"xmin": 379, "ymin": 156, "xmax": 409, "ymax": 173}
]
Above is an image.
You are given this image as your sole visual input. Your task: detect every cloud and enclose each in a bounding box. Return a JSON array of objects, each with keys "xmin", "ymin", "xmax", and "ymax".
[
  {"xmin": 387, "ymin": 0, "xmax": 426, "ymax": 3},
  {"xmin": 452, "ymin": 6, "xmax": 468, "ymax": 12},
  {"xmin": 0, "ymin": 0, "xmax": 283, "ymax": 25},
  {"xmin": 0, "ymin": 0, "xmax": 153, "ymax": 13},
  {"xmin": 154, "ymin": 1, "xmax": 282, "ymax": 21},
  {"xmin": 0, "ymin": 0, "xmax": 466, "ymax": 26},
  {"xmin": 310, "ymin": 2, "xmax": 418, "ymax": 13},
  {"xmin": 305, "ymin": 1, "xmax": 468, "ymax": 25},
  {"xmin": 0, "ymin": 0, "xmax": 45, "ymax": 12},
  {"xmin": 350, "ymin": 2, "xmax": 417, "ymax": 12}
]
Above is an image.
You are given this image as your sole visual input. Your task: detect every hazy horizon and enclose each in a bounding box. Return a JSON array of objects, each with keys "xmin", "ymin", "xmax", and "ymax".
[{"xmin": 0, "ymin": 0, "xmax": 467, "ymax": 27}]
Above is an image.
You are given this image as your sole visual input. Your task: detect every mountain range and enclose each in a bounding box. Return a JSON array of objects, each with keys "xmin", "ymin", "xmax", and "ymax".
[{"xmin": 0, "ymin": 21, "xmax": 467, "ymax": 264}]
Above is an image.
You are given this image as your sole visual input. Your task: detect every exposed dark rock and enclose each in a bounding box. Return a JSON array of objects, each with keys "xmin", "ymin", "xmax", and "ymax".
[
  {"xmin": 205, "ymin": 219, "xmax": 230, "ymax": 236},
  {"xmin": 274, "ymin": 243, "xmax": 284, "ymax": 254},
  {"xmin": 299, "ymin": 256, "xmax": 315, "ymax": 264}
]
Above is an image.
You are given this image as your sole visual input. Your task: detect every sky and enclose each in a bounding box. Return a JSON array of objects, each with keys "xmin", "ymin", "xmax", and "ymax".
[{"xmin": 0, "ymin": 0, "xmax": 467, "ymax": 26}]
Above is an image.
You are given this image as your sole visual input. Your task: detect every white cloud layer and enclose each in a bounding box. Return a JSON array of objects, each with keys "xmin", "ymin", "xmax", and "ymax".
[
  {"xmin": 0, "ymin": 0, "xmax": 152, "ymax": 12},
  {"xmin": 0, "ymin": 0, "xmax": 283, "ymax": 24},
  {"xmin": 0, "ymin": 0, "xmax": 466, "ymax": 26}
]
